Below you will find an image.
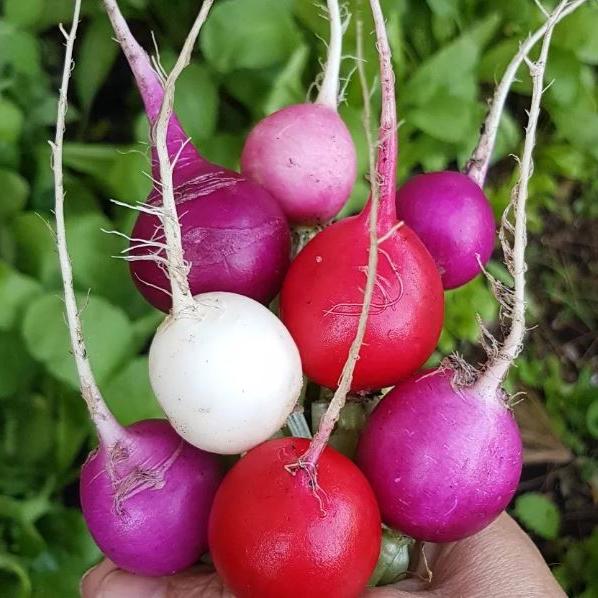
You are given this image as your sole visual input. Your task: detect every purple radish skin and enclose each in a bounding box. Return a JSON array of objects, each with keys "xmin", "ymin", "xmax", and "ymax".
[
  {"xmin": 80, "ymin": 419, "xmax": 222, "ymax": 576},
  {"xmin": 103, "ymin": 0, "xmax": 290, "ymax": 313},
  {"xmin": 240, "ymin": 0, "xmax": 357, "ymax": 225},
  {"xmin": 356, "ymin": 369, "xmax": 522, "ymax": 542},
  {"xmin": 395, "ymin": 171, "xmax": 496, "ymax": 289}
]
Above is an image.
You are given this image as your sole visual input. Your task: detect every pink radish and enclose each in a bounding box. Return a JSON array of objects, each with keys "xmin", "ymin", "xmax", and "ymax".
[
  {"xmin": 103, "ymin": 0, "xmax": 290, "ymax": 313},
  {"xmin": 396, "ymin": 0, "xmax": 587, "ymax": 289},
  {"xmin": 240, "ymin": 0, "xmax": 357, "ymax": 224},
  {"xmin": 357, "ymin": 4, "xmax": 566, "ymax": 542},
  {"xmin": 51, "ymin": 1, "xmax": 222, "ymax": 576}
]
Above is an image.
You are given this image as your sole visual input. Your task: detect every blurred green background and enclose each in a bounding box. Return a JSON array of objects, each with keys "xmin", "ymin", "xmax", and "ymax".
[{"xmin": 0, "ymin": 0, "xmax": 596, "ymax": 595}]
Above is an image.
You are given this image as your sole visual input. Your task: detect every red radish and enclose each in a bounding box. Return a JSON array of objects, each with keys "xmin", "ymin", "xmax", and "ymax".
[
  {"xmin": 240, "ymin": 0, "xmax": 357, "ymax": 224},
  {"xmin": 103, "ymin": 0, "xmax": 290, "ymax": 313},
  {"xmin": 357, "ymin": 4, "xmax": 564, "ymax": 542},
  {"xmin": 209, "ymin": 438, "xmax": 381, "ymax": 598},
  {"xmin": 279, "ymin": 0, "xmax": 443, "ymax": 391},
  {"xmin": 51, "ymin": 2, "xmax": 222, "ymax": 577},
  {"xmin": 396, "ymin": 0, "xmax": 586, "ymax": 289}
]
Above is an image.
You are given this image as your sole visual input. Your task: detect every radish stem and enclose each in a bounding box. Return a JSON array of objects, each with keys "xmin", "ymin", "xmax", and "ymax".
[
  {"xmin": 475, "ymin": 0, "xmax": 567, "ymax": 398},
  {"xmin": 465, "ymin": 0, "xmax": 588, "ymax": 187},
  {"xmin": 51, "ymin": 0, "xmax": 122, "ymax": 446},
  {"xmin": 316, "ymin": 0, "xmax": 343, "ymax": 108}
]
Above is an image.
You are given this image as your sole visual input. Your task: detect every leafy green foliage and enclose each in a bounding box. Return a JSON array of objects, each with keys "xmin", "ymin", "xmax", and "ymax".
[
  {"xmin": 0, "ymin": 0, "xmax": 596, "ymax": 594},
  {"xmin": 514, "ymin": 493, "xmax": 561, "ymax": 540}
]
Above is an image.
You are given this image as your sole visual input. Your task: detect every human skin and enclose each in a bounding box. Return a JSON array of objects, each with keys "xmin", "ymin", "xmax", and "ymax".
[{"xmin": 81, "ymin": 513, "xmax": 565, "ymax": 598}]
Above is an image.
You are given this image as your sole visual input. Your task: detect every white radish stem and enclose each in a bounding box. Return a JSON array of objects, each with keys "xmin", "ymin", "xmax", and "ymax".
[
  {"xmin": 474, "ymin": 0, "xmax": 567, "ymax": 399},
  {"xmin": 316, "ymin": 0, "xmax": 344, "ymax": 108},
  {"xmin": 51, "ymin": 0, "xmax": 122, "ymax": 446},
  {"xmin": 152, "ymin": 0, "xmax": 215, "ymax": 313},
  {"xmin": 301, "ymin": 0, "xmax": 392, "ymax": 467},
  {"xmin": 466, "ymin": 0, "xmax": 588, "ymax": 187}
]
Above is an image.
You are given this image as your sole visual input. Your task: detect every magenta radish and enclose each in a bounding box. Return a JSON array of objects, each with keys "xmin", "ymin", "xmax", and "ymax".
[
  {"xmin": 112, "ymin": 1, "xmax": 303, "ymax": 455},
  {"xmin": 51, "ymin": 4, "xmax": 222, "ymax": 576},
  {"xmin": 240, "ymin": 0, "xmax": 357, "ymax": 224},
  {"xmin": 103, "ymin": 0, "xmax": 290, "ymax": 313},
  {"xmin": 357, "ymin": 6, "xmax": 563, "ymax": 542},
  {"xmin": 395, "ymin": 1, "xmax": 585, "ymax": 289},
  {"xmin": 280, "ymin": 1, "xmax": 443, "ymax": 392},
  {"xmin": 356, "ymin": 369, "xmax": 522, "ymax": 542}
]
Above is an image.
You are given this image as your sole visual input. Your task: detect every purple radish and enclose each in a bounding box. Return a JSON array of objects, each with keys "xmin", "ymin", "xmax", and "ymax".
[
  {"xmin": 103, "ymin": 0, "xmax": 290, "ymax": 313},
  {"xmin": 356, "ymin": 369, "xmax": 522, "ymax": 542},
  {"xmin": 51, "ymin": 4, "xmax": 222, "ymax": 576},
  {"xmin": 396, "ymin": 1, "xmax": 584, "ymax": 289},
  {"xmin": 240, "ymin": 0, "xmax": 357, "ymax": 225},
  {"xmin": 357, "ymin": 4, "xmax": 564, "ymax": 542},
  {"xmin": 395, "ymin": 171, "xmax": 495, "ymax": 289}
]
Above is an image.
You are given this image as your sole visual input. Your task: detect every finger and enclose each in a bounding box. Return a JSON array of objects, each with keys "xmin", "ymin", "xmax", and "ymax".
[{"xmin": 80, "ymin": 560, "xmax": 231, "ymax": 598}]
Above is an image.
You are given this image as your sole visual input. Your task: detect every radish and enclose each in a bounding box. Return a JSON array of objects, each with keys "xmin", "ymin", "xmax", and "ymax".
[
  {"xmin": 279, "ymin": 0, "xmax": 444, "ymax": 391},
  {"xmin": 111, "ymin": 1, "xmax": 303, "ymax": 455},
  {"xmin": 357, "ymin": 4, "xmax": 565, "ymax": 542},
  {"xmin": 240, "ymin": 0, "xmax": 357, "ymax": 225},
  {"xmin": 51, "ymin": 1, "xmax": 221, "ymax": 576},
  {"xmin": 103, "ymin": 0, "xmax": 290, "ymax": 313},
  {"xmin": 209, "ymin": 437, "xmax": 381, "ymax": 598},
  {"xmin": 395, "ymin": 0, "xmax": 587, "ymax": 289}
]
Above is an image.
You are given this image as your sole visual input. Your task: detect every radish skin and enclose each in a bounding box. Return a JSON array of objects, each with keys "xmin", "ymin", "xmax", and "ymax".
[
  {"xmin": 149, "ymin": 292, "xmax": 303, "ymax": 454},
  {"xmin": 240, "ymin": 0, "xmax": 357, "ymax": 224}
]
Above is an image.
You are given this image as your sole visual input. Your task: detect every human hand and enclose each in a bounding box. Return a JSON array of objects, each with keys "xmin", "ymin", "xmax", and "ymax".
[{"xmin": 81, "ymin": 513, "xmax": 565, "ymax": 597}]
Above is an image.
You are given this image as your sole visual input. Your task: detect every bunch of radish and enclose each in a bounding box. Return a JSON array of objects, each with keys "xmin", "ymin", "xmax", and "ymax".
[{"xmin": 50, "ymin": 0, "xmax": 584, "ymax": 595}]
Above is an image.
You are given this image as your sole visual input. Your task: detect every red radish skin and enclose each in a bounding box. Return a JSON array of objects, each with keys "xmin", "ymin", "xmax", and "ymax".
[
  {"xmin": 280, "ymin": 216, "xmax": 444, "ymax": 390},
  {"xmin": 356, "ymin": 369, "xmax": 522, "ymax": 542},
  {"xmin": 80, "ymin": 419, "xmax": 222, "ymax": 576},
  {"xmin": 395, "ymin": 171, "xmax": 496, "ymax": 289},
  {"xmin": 209, "ymin": 438, "xmax": 381, "ymax": 598},
  {"xmin": 103, "ymin": 0, "xmax": 290, "ymax": 313},
  {"xmin": 241, "ymin": 103, "xmax": 357, "ymax": 224}
]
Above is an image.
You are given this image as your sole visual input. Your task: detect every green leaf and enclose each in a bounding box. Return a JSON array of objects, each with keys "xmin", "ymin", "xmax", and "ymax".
[
  {"xmin": 0, "ymin": 261, "xmax": 42, "ymax": 331},
  {"xmin": 0, "ymin": 553, "xmax": 31, "ymax": 598},
  {"xmin": 174, "ymin": 63, "xmax": 219, "ymax": 143},
  {"xmin": 553, "ymin": 5, "xmax": 598, "ymax": 65},
  {"xmin": 75, "ymin": 15, "xmax": 119, "ymax": 112},
  {"xmin": 4, "ymin": 0, "xmax": 44, "ymax": 28},
  {"xmin": 105, "ymin": 357, "xmax": 164, "ymax": 425},
  {"xmin": 0, "ymin": 99, "xmax": 24, "ymax": 144},
  {"xmin": 0, "ymin": 332, "xmax": 37, "ymax": 399},
  {"xmin": 0, "ymin": 169, "xmax": 29, "ymax": 220},
  {"xmin": 513, "ymin": 493, "xmax": 561, "ymax": 540},
  {"xmin": 263, "ymin": 44, "xmax": 309, "ymax": 116},
  {"xmin": 22, "ymin": 293, "xmax": 135, "ymax": 389},
  {"xmin": 586, "ymin": 402, "xmax": 598, "ymax": 439},
  {"xmin": 404, "ymin": 14, "xmax": 500, "ymax": 105},
  {"xmin": 201, "ymin": 0, "xmax": 302, "ymax": 73},
  {"xmin": 11, "ymin": 212, "xmax": 61, "ymax": 288},
  {"xmin": 0, "ymin": 22, "xmax": 42, "ymax": 76}
]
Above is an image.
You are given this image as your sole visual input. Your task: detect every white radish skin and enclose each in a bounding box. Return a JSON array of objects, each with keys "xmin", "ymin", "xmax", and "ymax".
[{"xmin": 149, "ymin": 292, "xmax": 303, "ymax": 454}]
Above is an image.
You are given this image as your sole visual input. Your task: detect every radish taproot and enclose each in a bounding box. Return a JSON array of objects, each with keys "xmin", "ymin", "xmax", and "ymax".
[
  {"xmin": 124, "ymin": 1, "xmax": 303, "ymax": 455},
  {"xmin": 103, "ymin": 0, "xmax": 290, "ymax": 313},
  {"xmin": 240, "ymin": 0, "xmax": 356, "ymax": 224},
  {"xmin": 51, "ymin": 2, "xmax": 222, "ymax": 576},
  {"xmin": 209, "ymin": 438, "xmax": 381, "ymax": 598},
  {"xmin": 357, "ymin": 3, "xmax": 564, "ymax": 542},
  {"xmin": 395, "ymin": 0, "xmax": 587, "ymax": 289},
  {"xmin": 279, "ymin": 0, "xmax": 443, "ymax": 391}
]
